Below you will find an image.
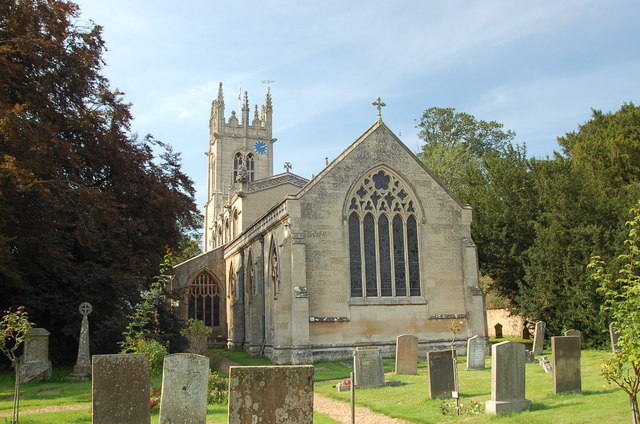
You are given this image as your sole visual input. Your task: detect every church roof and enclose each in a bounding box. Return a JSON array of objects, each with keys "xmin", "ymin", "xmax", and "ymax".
[{"xmin": 246, "ymin": 172, "xmax": 308, "ymax": 194}]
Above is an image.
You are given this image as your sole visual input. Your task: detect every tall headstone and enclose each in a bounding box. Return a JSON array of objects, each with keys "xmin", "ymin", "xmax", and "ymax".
[
  {"xmin": 19, "ymin": 328, "xmax": 52, "ymax": 383},
  {"xmin": 228, "ymin": 365, "xmax": 314, "ymax": 424},
  {"xmin": 532, "ymin": 321, "xmax": 546, "ymax": 356},
  {"xmin": 69, "ymin": 302, "xmax": 92, "ymax": 380},
  {"xmin": 552, "ymin": 336, "xmax": 581, "ymax": 394},
  {"xmin": 395, "ymin": 335, "xmax": 418, "ymax": 375},
  {"xmin": 427, "ymin": 349, "xmax": 455, "ymax": 399},
  {"xmin": 159, "ymin": 353, "xmax": 209, "ymax": 424},
  {"xmin": 92, "ymin": 353, "xmax": 150, "ymax": 424},
  {"xmin": 466, "ymin": 335, "xmax": 486, "ymax": 370},
  {"xmin": 485, "ymin": 341, "xmax": 531, "ymax": 415},
  {"xmin": 353, "ymin": 346, "xmax": 385, "ymax": 387},
  {"xmin": 610, "ymin": 323, "xmax": 621, "ymax": 353}
]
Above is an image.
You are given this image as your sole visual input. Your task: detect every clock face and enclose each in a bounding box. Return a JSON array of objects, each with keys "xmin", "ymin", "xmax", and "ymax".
[{"xmin": 254, "ymin": 141, "xmax": 268, "ymax": 155}]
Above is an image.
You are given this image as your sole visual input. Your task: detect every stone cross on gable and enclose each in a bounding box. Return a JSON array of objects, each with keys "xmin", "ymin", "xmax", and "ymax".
[
  {"xmin": 372, "ymin": 97, "xmax": 386, "ymax": 121},
  {"xmin": 284, "ymin": 162, "xmax": 292, "ymax": 173}
]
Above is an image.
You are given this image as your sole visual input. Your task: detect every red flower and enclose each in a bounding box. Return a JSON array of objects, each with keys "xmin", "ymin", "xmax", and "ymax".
[{"xmin": 17, "ymin": 306, "xmax": 25, "ymax": 311}]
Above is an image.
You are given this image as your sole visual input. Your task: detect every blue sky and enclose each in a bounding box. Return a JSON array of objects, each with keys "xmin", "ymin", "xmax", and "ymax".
[{"xmin": 74, "ymin": 0, "xmax": 640, "ymax": 211}]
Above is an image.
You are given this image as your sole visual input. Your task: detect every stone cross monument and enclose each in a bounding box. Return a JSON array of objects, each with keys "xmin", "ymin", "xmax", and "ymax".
[{"xmin": 69, "ymin": 302, "xmax": 92, "ymax": 380}]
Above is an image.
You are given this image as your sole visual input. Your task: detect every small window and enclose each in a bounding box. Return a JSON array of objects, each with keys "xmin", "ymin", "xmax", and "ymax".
[
  {"xmin": 233, "ymin": 152, "xmax": 243, "ymax": 183},
  {"xmin": 246, "ymin": 153, "xmax": 255, "ymax": 182}
]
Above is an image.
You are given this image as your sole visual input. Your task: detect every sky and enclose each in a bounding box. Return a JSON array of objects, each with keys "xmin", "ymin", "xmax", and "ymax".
[{"xmin": 73, "ymin": 0, "xmax": 640, "ymax": 212}]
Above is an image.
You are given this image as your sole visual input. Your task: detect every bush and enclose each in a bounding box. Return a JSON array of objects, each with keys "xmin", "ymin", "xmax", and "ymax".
[
  {"xmin": 180, "ymin": 319, "xmax": 213, "ymax": 338},
  {"xmin": 208, "ymin": 370, "xmax": 228, "ymax": 405},
  {"xmin": 122, "ymin": 337, "xmax": 168, "ymax": 377}
]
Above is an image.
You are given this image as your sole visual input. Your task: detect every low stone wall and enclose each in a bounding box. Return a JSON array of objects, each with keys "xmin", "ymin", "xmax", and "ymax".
[{"xmin": 486, "ymin": 307, "xmax": 528, "ymax": 339}]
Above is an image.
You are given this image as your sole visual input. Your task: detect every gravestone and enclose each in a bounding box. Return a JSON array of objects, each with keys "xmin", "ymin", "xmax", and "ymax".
[
  {"xmin": 538, "ymin": 356, "xmax": 552, "ymax": 373},
  {"xmin": 552, "ymin": 336, "xmax": 581, "ymax": 394},
  {"xmin": 532, "ymin": 321, "xmax": 546, "ymax": 356},
  {"xmin": 395, "ymin": 335, "xmax": 418, "ymax": 375},
  {"xmin": 610, "ymin": 323, "xmax": 621, "ymax": 353},
  {"xmin": 69, "ymin": 302, "xmax": 92, "ymax": 379},
  {"xmin": 466, "ymin": 335, "xmax": 486, "ymax": 370},
  {"xmin": 159, "ymin": 353, "xmax": 209, "ymax": 424},
  {"xmin": 485, "ymin": 341, "xmax": 531, "ymax": 415},
  {"xmin": 494, "ymin": 323, "xmax": 503, "ymax": 339},
  {"xmin": 427, "ymin": 349, "xmax": 455, "ymax": 399},
  {"xmin": 228, "ymin": 365, "xmax": 314, "ymax": 424},
  {"xmin": 353, "ymin": 346, "xmax": 385, "ymax": 387},
  {"xmin": 19, "ymin": 328, "xmax": 52, "ymax": 383},
  {"xmin": 92, "ymin": 353, "xmax": 150, "ymax": 424},
  {"xmin": 564, "ymin": 329, "xmax": 581, "ymax": 345}
]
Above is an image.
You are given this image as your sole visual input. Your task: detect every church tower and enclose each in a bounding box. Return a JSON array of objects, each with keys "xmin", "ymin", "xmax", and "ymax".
[{"xmin": 204, "ymin": 83, "xmax": 275, "ymax": 251}]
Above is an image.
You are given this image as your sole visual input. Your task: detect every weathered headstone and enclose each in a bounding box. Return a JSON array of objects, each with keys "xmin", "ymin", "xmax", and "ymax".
[
  {"xmin": 552, "ymin": 336, "xmax": 581, "ymax": 394},
  {"xmin": 466, "ymin": 335, "xmax": 486, "ymax": 370},
  {"xmin": 610, "ymin": 323, "xmax": 621, "ymax": 353},
  {"xmin": 427, "ymin": 349, "xmax": 455, "ymax": 399},
  {"xmin": 69, "ymin": 302, "xmax": 92, "ymax": 379},
  {"xmin": 485, "ymin": 341, "xmax": 531, "ymax": 415},
  {"xmin": 19, "ymin": 328, "xmax": 52, "ymax": 383},
  {"xmin": 395, "ymin": 335, "xmax": 418, "ymax": 375},
  {"xmin": 159, "ymin": 353, "xmax": 209, "ymax": 424},
  {"xmin": 228, "ymin": 365, "xmax": 314, "ymax": 424},
  {"xmin": 538, "ymin": 356, "xmax": 552, "ymax": 373},
  {"xmin": 92, "ymin": 353, "xmax": 150, "ymax": 424},
  {"xmin": 353, "ymin": 346, "xmax": 385, "ymax": 387},
  {"xmin": 494, "ymin": 323, "xmax": 503, "ymax": 339},
  {"xmin": 564, "ymin": 329, "xmax": 582, "ymax": 344},
  {"xmin": 532, "ymin": 321, "xmax": 546, "ymax": 356}
]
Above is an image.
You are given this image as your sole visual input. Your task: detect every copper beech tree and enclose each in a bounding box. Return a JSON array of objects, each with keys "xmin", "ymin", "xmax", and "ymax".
[{"xmin": 0, "ymin": 0, "xmax": 198, "ymax": 361}]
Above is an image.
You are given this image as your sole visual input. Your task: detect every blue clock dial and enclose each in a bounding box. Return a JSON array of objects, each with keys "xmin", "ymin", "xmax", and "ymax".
[{"xmin": 254, "ymin": 141, "xmax": 268, "ymax": 154}]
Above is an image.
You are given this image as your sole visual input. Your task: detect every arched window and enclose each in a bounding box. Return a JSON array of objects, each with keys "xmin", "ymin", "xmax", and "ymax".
[
  {"xmin": 188, "ymin": 271, "xmax": 222, "ymax": 327},
  {"xmin": 246, "ymin": 153, "xmax": 255, "ymax": 182},
  {"xmin": 233, "ymin": 152, "xmax": 243, "ymax": 183},
  {"xmin": 347, "ymin": 168, "xmax": 421, "ymax": 297},
  {"xmin": 269, "ymin": 240, "xmax": 280, "ymax": 298}
]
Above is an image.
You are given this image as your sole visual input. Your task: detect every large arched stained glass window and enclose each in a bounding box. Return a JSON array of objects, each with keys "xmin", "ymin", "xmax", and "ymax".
[
  {"xmin": 188, "ymin": 271, "xmax": 222, "ymax": 327},
  {"xmin": 347, "ymin": 168, "xmax": 421, "ymax": 297}
]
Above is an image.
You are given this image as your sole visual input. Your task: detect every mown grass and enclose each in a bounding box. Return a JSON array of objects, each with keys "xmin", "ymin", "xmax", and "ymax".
[{"xmin": 315, "ymin": 348, "xmax": 629, "ymax": 423}]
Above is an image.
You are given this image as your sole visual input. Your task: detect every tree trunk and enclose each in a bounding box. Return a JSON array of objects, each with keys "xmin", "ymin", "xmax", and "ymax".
[
  {"xmin": 631, "ymin": 394, "xmax": 639, "ymax": 424},
  {"xmin": 12, "ymin": 360, "xmax": 20, "ymax": 424}
]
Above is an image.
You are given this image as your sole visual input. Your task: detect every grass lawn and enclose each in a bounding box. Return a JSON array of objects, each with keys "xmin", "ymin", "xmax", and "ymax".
[{"xmin": 0, "ymin": 349, "xmax": 629, "ymax": 423}]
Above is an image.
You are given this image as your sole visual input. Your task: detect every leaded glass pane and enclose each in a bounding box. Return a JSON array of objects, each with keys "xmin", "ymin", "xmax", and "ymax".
[
  {"xmin": 204, "ymin": 295, "xmax": 212, "ymax": 326},
  {"xmin": 393, "ymin": 215, "xmax": 406, "ymax": 296},
  {"xmin": 378, "ymin": 215, "xmax": 392, "ymax": 296},
  {"xmin": 407, "ymin": 215, "xmax": 420, "ymax": 296},
  {"xmin": 363, "ymin": 214, "xmax": 377, "ymax": 297},
  {"xmin": 348, "ymin": 213, "xmax": 362, "ymax": 297},
  {"xmin": 213, "ymin": 295, "xmax": 220, "ymax": 326}
]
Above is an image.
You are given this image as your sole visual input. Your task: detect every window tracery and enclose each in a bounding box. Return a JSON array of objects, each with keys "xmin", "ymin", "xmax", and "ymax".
[
  {"xmin": 347, "ymin": 168, "xmax": 421, "ymax": 297},
  {"xmin": 188, "ymin": 271, "xmax": 221, "ymax": 327}
]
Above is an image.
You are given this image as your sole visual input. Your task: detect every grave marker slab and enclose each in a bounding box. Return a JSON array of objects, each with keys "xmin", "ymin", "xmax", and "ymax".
[
  {"xmin": 92, "ymin": 353, "xmax": 150, "ymax": 424},
  {"xmin": 552, "ymin": 336, "xmax": 581, "ymax": 394},
  {"xmin": 395, "ymin": 335, "xmax": 418, "ymax": 375},
  {"xmin": 19, "ymin": 328, "xmax": 52, "ymax": 383},
  {"xmin": 466, "ymin": 335, "xmax": 486, "ymax": 370},
  {"xmin": 353, "ymin": 347, "xmax": 385, "ymax": 387},
  {"xmin": 228, "ymin": 365, "xmax": 314, "ymax": 424},
  {"xmin": 427, "ymin": 349, "xmax": 455, "ymax": 399},
  {"xmin": 532, "ymin": 321, "xmax": 546, "ymax": 356},
  {"xmin": 159, "ymin": 353, "xmax": 209, "ymax": 424},
  {"xmin": 486, "ymin": 341, "xmax": 531, "ymax": 415}
]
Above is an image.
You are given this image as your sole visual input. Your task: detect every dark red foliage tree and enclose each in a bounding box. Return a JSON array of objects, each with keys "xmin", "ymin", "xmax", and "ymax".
[{"xmin": 0, "ymin": 0, "xmax": 198, "ymax": 362}]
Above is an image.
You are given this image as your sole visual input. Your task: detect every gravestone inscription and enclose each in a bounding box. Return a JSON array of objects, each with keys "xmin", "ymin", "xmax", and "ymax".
[
  {"xmin": 159, "ymin": 353, "xmax": 209, "ymax": 424},
  {"xmin": 228, "ymin": 365, "xmax": 314, "ymax": 424},
  {"xmin": 395, "ymin": 335, "xmax": 418, "ymax": 375},
  {"xmin": 92, "ymin": 353, "xmax": 150, "ymax": 424}
]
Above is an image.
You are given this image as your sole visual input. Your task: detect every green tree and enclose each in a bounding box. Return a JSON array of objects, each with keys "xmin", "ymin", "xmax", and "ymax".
[
  {"xmin": 0, "ymin": 0, "xmax": 198, "ymax": 362},
  {"xmin": 589, "ymin": 201, "xmax": 640, "ymax": 424}
]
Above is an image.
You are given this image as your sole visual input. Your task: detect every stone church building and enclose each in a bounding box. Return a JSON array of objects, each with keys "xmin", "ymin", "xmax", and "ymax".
[{"xmin": 172, "ymin": 83, "xmax": 487, "ymax": 364}]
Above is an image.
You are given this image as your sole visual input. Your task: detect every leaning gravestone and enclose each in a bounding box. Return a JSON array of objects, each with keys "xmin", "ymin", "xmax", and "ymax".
[
  {"xmin": 228, "ymin": 365, "xmax": 314, "ymax": 424},
  {"xmin": 92, "ymin": 353, "xmax": 150, "ymax": 424},
  {"xmin": 486, "ymin": 341, "xmax": 531, "ymax": 415},
  {"xmin": 69, "ymin": 302, "xmax": 92, "ymax": 380},
  {"xmin": 159, "ymin": 353, "xmax": 209, "ymax": 424},
  {"xmin": 466, "ymin": 335, "xmax": 486, "ymax": 370},
  {"xmin": 19, "ymin": 328, "xmax": 52, "ymax": 383},
  {"xmin": 395, "ymin": 335, "xmax": 418, "ymax": 375},
  {"xmin": 552, "ymin": 336, "xmax": 581, "ymax": 394},
  {"xmin": 353, "ymin": 346, "xmax": 385, "ymax": 387},
  {"xmin": 610, "ymin": 323, "xmax": 621, "ymax": 353},
  {"xmin": 427, "ymin": 349, "xmax": 455, "ymax": 399},
  {"xmin": 532, "ymin": 321, "xmax": 546, "ymax": 356}
]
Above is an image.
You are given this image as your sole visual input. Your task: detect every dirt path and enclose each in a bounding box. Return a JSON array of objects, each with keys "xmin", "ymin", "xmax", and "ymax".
[{"xmin": 0, "ymin": 404, "xmax": 88, "ymax": 417}]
